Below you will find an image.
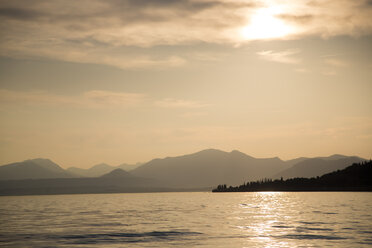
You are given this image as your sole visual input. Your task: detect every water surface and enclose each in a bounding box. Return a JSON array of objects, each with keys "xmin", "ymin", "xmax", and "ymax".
[{"xmin": 0, "ymin": 192, "xmax": 371, "ymax": 247}]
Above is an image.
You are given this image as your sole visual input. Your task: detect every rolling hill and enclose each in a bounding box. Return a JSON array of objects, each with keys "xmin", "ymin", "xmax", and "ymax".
[{"xmin": 0, "ymin": 158, "xmax": 75, "ymax": 180}]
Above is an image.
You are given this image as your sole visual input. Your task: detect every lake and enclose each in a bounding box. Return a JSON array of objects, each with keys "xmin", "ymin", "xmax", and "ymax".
[{"xmin": 0, "ymin": 192, "xmax": 371, "ymax": 247}]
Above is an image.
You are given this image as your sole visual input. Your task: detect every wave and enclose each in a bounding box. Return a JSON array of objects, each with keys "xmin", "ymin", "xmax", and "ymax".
[{"xmin": 1, "ymin": 231, "xmax": 203, "ymax": 245}]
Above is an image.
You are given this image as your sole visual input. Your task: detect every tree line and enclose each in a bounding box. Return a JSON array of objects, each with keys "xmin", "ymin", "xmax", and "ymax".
[{"xmin": 213, "ymin": 160, "xmax": 372, "ymax": 192}]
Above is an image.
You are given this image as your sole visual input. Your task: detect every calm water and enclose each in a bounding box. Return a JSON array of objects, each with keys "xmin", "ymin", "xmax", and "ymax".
[{"xmin": 0, "ymin": 192, "xmax": 371, "ymax": 247}]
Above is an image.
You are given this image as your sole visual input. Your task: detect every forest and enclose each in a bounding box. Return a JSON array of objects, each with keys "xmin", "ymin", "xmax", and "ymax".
[{"xmin": 213, "ymin": 161, "xmax": 372, "ymax": 192}]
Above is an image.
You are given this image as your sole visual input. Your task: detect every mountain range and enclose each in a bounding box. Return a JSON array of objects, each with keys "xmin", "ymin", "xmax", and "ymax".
[
  {"xmin": 131, "ymin": 149, "xmax": 290, "ymax": 188},
  {"xmin": 66, "ymin": 162, "xmax": 142, "ymax": 177},
  {"xmin": 0, "ymin": 149, "xmax": 366, "ymax": 194}
]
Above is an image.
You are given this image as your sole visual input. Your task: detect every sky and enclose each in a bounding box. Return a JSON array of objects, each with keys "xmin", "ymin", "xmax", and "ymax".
[{"xmin": 0, "ymin": 0, "xmax": 371, "ymax": 168}]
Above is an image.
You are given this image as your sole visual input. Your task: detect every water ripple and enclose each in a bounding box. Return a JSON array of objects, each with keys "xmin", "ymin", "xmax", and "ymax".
[
  {"xmin": 1, "ymin": 192, "xmax": 371, "ymax": 247},
  {"xmin": 276, "ymin": 234, "xmax": 347, "ymax": 240}
]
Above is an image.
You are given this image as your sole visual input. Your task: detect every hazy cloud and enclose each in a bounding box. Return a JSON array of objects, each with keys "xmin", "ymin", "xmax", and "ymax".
[
  {"xmin": 95, "ymin": 55, "xmax": 187, "ymax": 70},
  {"xmin": 365, "ymin": 0, "xmax": 372, "ymax": 6},
  {"xmin": 0, "ymin": 89, "xmax": 146, "ymax": 108},
  {"xmin": 294, "ymin": 68, "xmax": 310, "ymax": 73},
  {"xmin": 324, "ymin": 58, "xmax": 349, "ymax": 67},
  {"xmin": 83, "ymin": 90, "xmax": 146, "ymax": 106},
  {"xmin": 0, "ymin": 7, "xmax": 43, "ymax": 21},
  {"xmin": 278, "ymin": 14, "xmax": 314, "ymax": 25},
  {"xmin": 0, "ymin": 89, "xmax": 211, "ymax": 110},
  {"xmin": 0, "ymin": 0, "xmax": 372, "ymax": 68},
  {"xmin": 155, "ymin": 98, "xmax": 211, "ymax": 109},
  {"xmin": 0, "ymin": 89, "xmax": 71, "ymax": 106},
  {"xmin": 322, "ymin": 70, "xmax": 337, "ymax": 76},
  {"xmin": 257, "ymin": 49, "xmax": 301, "ymax": 64},
  {"xmin": 179, "ymin": 111, "xmax": 208, "ymax": 118}
]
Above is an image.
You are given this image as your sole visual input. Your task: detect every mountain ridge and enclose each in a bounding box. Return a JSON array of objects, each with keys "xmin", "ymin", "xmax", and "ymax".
[
  {"xmin": 0, "ymin": 158, "xmax": 76, "ymax": 180},
  {"xmin": 132, "ymin": 149, "xmax": 289, "ymax": 188},
  {"xmin": 0, "ymin": 150, "xmax": 366, "ymax": 187},
  {"xmin": 100, "ymin": 168, "xmax": 132, "ymax": 178},
  {"xmin": 67, "ymin": 162, "xmax": 141, "ymax": 177}
]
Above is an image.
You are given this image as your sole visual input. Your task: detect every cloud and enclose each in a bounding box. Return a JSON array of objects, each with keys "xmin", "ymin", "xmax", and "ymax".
[
  {"xmin": 278, "ymin": 14, "xmax": 314, "ymax": 25},
  {"xmin": 295, "ymin": 68, "xmax": 309, "ymax": 73},
  {"xmin": 0, "ymin": 0, "xmax": 254, "ymax": 25},
  {"xmin": 0, "ymin": 89, "xmax": 146, "ymax": 108},
  {"xmin": 321, "ymin": 58, "xmax": 349, "ymax": 76},
  {"xmin": 83, "ymin": 90, "xmax": 146, "ymax": 106},
  {"xmin": 0, "ymin": 89, "xmax": 211, "ymax": 111},
  {"xmin": 0, "ymin": 7, "xmax": 43, "ymax": 21},
  {"xmin": 179, "ymin": 111, "xmax": 208, "ymax": 118},
  {"xmin": 0, "ymin": 0, "xmax": 251, "ymax": 47},
  {"xmin": 187, "ymin": 52, "xmax": 228, "ymax": 62},
  {"xmin": 324, "ymin": 58, "xmax": 349, "ymax": 67},
  {"xmin": 0, "ymin": 0, "xmax": 372, "ymax": 68},
  {"xmin": 0, "ymin": 89, "xmax": 75, "ymax": 106},
  {"xmin": 0, "ymin": 0, "xmax": 244, "ymax": 69},
  {"xmin": 95, "ymin": 55, "xmax": 186, "ymax": 70},
  {"xmin": 257, "ymin": 49, "xmax": 301, "ymax": 64},
  {"xmin": 0, "ymin": 40, "xmax": 186, "ymax": 69},
  {"xmin": 155, "ymin": 98, "xmax": 210, "ymax": 108},
  {"xmin": 322, "ymin": 70, "xmax": 337, "ymax": 76},
  {"xmin": 278, "ymin": 0, "xmax": 372, "ymax": 38}
]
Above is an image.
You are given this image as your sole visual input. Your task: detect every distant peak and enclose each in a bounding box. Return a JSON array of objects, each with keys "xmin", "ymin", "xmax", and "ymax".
[
  {"xmin": 91, "ymin": 163, "xmax": 112, "ymax": 169},
  {"xmin": 26, "ymin": 158, "xmax": 61, "ymax": 167},
  {"xmin": 200, "ymin": 148, "xmax": 225, "ymax": 153},
  {"xmin": 7, "ymin": 158, "xmax": 66, "ymax": 173},
  {"xmin": 230, "ymin": 150, "xmax": 253, "ymax": 159},
  {"xmin": 230, "ymin": 150, "xmax": 243, "ymax": 154},
  {"xmin": 328, "ymin": 154, "xmax": 347, "ymax": 159},
  {"xmin": 100, "ymin": 168, "xmax": 131, "ymax": 178},
  {"xmin": 192, "ymin": 149, "xmax": 227, "ymax": 156},
  {"xmin": 315, "ymin": 154, "xmax": 355, "ymax": 161}
]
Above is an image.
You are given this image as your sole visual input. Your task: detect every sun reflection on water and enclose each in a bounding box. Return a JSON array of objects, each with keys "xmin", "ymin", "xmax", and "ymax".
[{"xmin": 237, "ymin": 192, "xmax": 294, "ymax": 247}]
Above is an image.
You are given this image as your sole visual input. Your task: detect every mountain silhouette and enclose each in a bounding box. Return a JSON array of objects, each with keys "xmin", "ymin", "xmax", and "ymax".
[
  {"xmin": 0, "ymin": 158, "xmax": 75, "ymax": 180},
  {"xmin": 67, "ymin": 163, "xmax": 142, "ymax": 177},
  {"xmin": 67, "ymin": 163, "xmax": 115, "ymax": 177},
  {"xmin": 0, "ymin": 150, "xmax": 365, "ymax": 192},
  {"xmin": 100, "ymin": 168, "xmax": 132, "ymax": 178},
  {"xmin": 273, "ymin": 156, "xmax": 364, "ymax": 179},
  {"xmin": 131, "ymin": 149, "xmax": 290, "ymax": 188},
  {"xmin": 117, "ymin": 163, "xmax": 142, "ymax": 171}
]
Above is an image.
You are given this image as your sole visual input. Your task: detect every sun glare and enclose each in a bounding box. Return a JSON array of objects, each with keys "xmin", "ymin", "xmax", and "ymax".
[{"xmin": 241, "ymin": 7, "xmax": 293, "ymax": 40}]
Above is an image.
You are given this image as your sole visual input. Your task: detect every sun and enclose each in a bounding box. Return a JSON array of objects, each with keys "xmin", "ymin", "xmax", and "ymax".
[{"xmin": 241, "ymin": 7, "xmax": 293, "ymax": 40}]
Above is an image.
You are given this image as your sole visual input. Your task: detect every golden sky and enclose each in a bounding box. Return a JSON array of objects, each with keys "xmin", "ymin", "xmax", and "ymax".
[{"xmin": 0, "ymin": 0, "xmax": 371, "ymax": 168}]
